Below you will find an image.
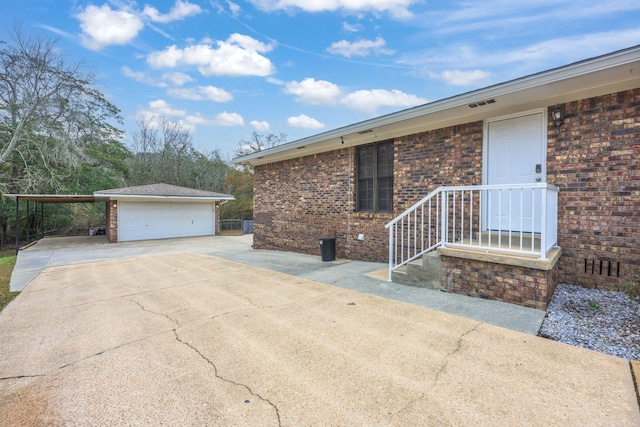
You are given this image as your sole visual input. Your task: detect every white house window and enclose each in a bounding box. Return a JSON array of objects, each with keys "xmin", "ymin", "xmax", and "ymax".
[{"xmin": 357, "ymin": 140, "xmax": 393, "ymax": 212}]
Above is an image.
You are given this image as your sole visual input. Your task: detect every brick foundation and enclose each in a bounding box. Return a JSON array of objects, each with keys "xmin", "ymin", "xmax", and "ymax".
[{"xmin": 441, "ymin": 255, "xmax": 558, "ymax": 310}]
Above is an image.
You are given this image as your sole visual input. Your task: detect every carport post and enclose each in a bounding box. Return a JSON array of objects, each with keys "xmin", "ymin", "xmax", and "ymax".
[
  {"xmin": 26, "ymin": 200, "xmax": 30, "ymax": 245},
  {"xmin": 14, "ymin": 196, "xmax": 19, "ymax": 255}
]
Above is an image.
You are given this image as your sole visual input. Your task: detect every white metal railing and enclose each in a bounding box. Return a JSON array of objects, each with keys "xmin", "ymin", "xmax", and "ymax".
[{"xmin": 384, "ymin": 183, "xmax": 559, "ymax": 281}]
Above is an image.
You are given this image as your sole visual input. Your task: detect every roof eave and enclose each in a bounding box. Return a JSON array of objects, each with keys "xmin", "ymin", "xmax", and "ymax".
[
  {"xmin": 233, "ymin": 44, "xmax": 640, "ymax": 167},
  {"xmin": 93, "ymin": 194, "xmax": 235, "ymax": 203}
]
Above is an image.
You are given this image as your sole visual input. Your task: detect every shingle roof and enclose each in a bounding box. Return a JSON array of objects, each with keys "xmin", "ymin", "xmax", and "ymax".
[{"xmin": 94, "ymin": 183, "xmax": 233, "ymax": 199}]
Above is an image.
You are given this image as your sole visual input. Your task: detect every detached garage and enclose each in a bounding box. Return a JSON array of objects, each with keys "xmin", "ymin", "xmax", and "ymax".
[{"xmin": 94, "ymin": 183, "xmax": 234, "ymax": 243}]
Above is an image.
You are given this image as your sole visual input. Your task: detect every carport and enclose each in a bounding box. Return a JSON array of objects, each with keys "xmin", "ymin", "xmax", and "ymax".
[
  {"xmin": 6, "ymin": 183, "xmax": 234, "ymax": 250},
  {"xmin": 5, "ymin": 193, "xmax": 96, "ymax": 253}
]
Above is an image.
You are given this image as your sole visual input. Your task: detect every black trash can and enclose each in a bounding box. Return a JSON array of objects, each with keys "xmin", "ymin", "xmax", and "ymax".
[{"xmin": 319, "ymin": 237, "xmax": 336, "ymax": 261}]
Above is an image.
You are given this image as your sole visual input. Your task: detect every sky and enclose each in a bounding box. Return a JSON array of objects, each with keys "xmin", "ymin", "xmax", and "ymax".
[{"xmin": 3, "ymin": 0, "xmax": 640, "ymax": 159}]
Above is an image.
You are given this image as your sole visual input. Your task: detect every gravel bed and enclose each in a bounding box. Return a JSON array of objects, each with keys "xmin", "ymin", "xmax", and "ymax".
[{"xmin": 539, "ymin": 284, "xmax": 640, "ymax": 361}]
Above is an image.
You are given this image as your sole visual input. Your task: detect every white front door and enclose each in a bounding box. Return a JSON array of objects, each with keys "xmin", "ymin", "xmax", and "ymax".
[{"xmin": 485, "ymin": 111, "xmax": 545, "ymax": 233}]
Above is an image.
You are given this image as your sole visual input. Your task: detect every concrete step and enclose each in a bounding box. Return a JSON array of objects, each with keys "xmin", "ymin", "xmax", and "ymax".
[{"xmin": 391, "ymin": 251, "xmax": 442, "ymax": 290}]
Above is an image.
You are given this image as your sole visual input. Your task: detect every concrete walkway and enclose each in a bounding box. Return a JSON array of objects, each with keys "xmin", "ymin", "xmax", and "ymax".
[
  {"xmin": 1, "ymin": 236, "xmax": 638, "ymax": 425},
  {"xmin": 10, "ymin": 235, "xmax": 546, "ymax": 335}
]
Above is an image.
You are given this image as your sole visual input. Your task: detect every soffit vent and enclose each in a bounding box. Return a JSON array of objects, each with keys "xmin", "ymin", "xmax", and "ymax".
[{"xmin": 468, "ymin": 99, "xmax": 496, "ymax": 108}]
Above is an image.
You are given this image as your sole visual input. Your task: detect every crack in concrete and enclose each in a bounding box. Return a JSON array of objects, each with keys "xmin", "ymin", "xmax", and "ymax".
[
  {"xmin": 173, "ymin": 330, "xmax": 282, "ymax": 427},
  {"xmin": 125, "ymin": 297, "xmax": 181, "ymax": 328},
  {"xmin": 1, "ymin": 328, "xmax": 177, "ymax": 380},
  {"xmin": 56, "ymin": 329, "xmax": 177, "ymax": 372},
  {"xmin": 0, "ymin": 374, "xmax": 46, "ymax": 381},
  {"xmin": 52, "ymin": 278, "xmax": 213, "ymax": 311},
  {"xmin": 397, "ymin": 321, "xmax": 482, "ymax": 415},
  {"xmin": 216, "ymin": 280, "xmax": 262, "ymax": 309},
  {"xmin": 208, "ymin": 288, "xmax": 344, "ymax": 322},
  {"xmin": 432, "ymin": 322, "xmax": 482, "ymax": 388}
]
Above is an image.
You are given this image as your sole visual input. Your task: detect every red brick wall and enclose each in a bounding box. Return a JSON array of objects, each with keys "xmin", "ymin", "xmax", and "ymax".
[
  {"xmin": 253, "ymin": 148, "xmax": 393, "ymax": 261},
  {"xmin": 441, "ymin": 255, "xmax": 558, "ymax": 310},
  {"xmin": 253, "ymin": 89, "xmax": 638, "ymax": 291},
  {"xmin": 547, "ymin": 89, "xmax": 640, "ymax": 290},
  {"xmin": 395, "ymin": 123, "xmax": 484, "ymax": 211},
  {"xmin": 253, "ymin": 123, "xmax": 484, "ymax": 262},
  {"xmin": 106, "ymin": 200, "xmax": 117, "ymax": 243},
  {"xmin": 215, "ymin": 202, "xmax": 221, "ymax": 235}
]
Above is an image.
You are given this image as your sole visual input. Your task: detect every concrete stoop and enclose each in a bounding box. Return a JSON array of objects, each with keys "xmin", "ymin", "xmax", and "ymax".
[
  {"xmin": 391, "ymin": 250, "xmax": 442, "ymax": 290},
  {"xmin": 392, "ymin": 233, "xmax": 562, "ymax": 310}
]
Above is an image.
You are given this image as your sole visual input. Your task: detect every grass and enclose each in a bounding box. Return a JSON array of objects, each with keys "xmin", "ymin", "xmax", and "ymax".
[{"xmin": 0, "ymin": 255, "xmax": 18, "ymax": 312}]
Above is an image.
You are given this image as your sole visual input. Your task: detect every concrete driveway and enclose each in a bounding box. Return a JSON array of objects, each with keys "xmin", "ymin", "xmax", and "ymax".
[{"xmin": 1, "ymin": 237, "xmax": 638, "ymax": 425}]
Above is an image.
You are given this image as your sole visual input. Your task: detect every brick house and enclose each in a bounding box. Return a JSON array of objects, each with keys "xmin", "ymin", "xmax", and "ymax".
[{"xmin": 233, "ymin": 46, "xmax": 640, "ymax": 310}]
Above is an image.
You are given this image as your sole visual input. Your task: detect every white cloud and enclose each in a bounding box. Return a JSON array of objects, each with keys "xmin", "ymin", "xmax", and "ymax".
[
  {"xmin": 266, "ymin": 77, "xmax": 286, "ymax": 85},
  {"xmin": 430, "ymin": 69, "xmax": 493, "ymax": 86},
  {"xmin": 495, "ymin": 29, "xmax": 640, "ymax": 66},
  {"xmin": 148, "ymin": 99, "xmax": 187, "ymax": 117},
  {"xmin": 341, "ymin": 89, "xmax": 427, "ymax": 114},
  {"xmin": 251, "ymin": 120, "xmax": 271, "ymax": 132},
  {"xmin": 287, "ymin": 114, "xmax": 325, "ymax": 129},
  {"xmin": 76, "ymin": 4, "xmax": 144, "ymax": 50},
  {"xmin": 168, "ymin": 86, "xmax": 233, "ymax": 102},
  {"xmin": 284, "ymin": 78, "xmax": 342, "ymax": 105},
  {"xmin": 400, "ymin": 29, "xmax": 640, "ymax": 81},
  {"xmin": 327, "ymin": 36, "xmax": 395, "ymax": 58},
  {"xmin": 147, "ymin": 34, "xmax": 275, "ymax": 77},
  {"xmin": 121, "ymin": 66, "xmax": 167, "ymax": 87},
  {"xmin": 137, "ymin": 106, "xmax": 244, "ymax": 134},
  {"xmin": 134, "ymin": 111, "xmax": 170, "ymax": 130},
  {"xmin": 283, "ymin": 77, "xmax": 426, "ymax": 114},
  {"xmin": 136, "ymin": 101, "xmax": 194, "ymax": 131},
  {"xmin": 184, "ymin": 112, "xmax": 244, "ymax": 127},
  {"xmin": 212, "ymin": 112, "xmax": 245, "ymax": 126},
  {"xmin": 247, "ymin": 0, "xmax": 417, "ymax": 19},
  {"xmin": 343, "ymin": 22, "xmax": 363, "ymax": 32},
  {"xmin": 162, "ymin": 72, "xmax": 194, "ymax": 86},
  {"xmin": 227, "ymin": 1, "xmax": 242, "ymax": 17},
  {"xmin": 143, "ymin": 0, "xmax": 204, "ymax": 23}
]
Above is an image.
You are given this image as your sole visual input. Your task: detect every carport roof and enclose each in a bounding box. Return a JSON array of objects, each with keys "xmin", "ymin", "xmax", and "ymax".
[
  {"xmin": 5, "ymin": 184, "xmax": 234, "ymax": 204},
  {"xmin": 4, "ymin": 194, "xmax": 95, "ymax": 203}
]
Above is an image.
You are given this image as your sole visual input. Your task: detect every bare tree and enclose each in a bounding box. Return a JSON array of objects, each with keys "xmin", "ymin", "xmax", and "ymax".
[
  {"xmin": 233, "ymin": 131, "xmax": 287, "ymax": 158},
  {"xmin": 128, "ymin": 118, "xmax": 228, "ymax": 192},
  {"xmin": 0, "ymin": 22, "xmax": 122, "ymax": 193}
]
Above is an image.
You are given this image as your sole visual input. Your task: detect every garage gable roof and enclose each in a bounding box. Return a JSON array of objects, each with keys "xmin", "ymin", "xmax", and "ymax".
[{"xmin": 94, "ymin": 183, "xmax": 234, "ymax": 202}]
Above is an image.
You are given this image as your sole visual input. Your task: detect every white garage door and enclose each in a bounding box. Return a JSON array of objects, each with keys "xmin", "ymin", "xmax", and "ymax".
[{"xmin": 118, "ymin": 201, "xmax": 214, "ymax": 242}]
